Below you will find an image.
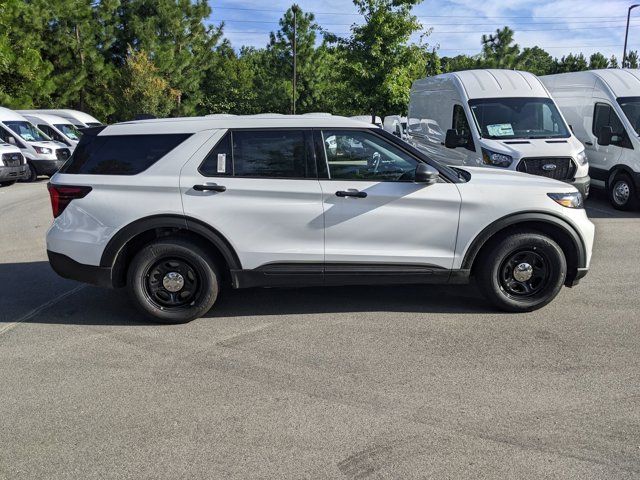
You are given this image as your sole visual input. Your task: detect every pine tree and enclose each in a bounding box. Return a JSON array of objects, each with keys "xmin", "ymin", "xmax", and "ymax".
[{"xmin": 481, "ymin": 27, "xmax": 520, "ymax": 69}]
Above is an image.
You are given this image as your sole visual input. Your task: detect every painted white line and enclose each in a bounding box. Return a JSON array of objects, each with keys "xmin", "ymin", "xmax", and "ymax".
[{"xmin": 0, "ymin": 284, "xmax": 87, "ymax": 337}]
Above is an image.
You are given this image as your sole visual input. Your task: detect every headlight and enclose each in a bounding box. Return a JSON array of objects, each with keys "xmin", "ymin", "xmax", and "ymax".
[
  {"xmin": 548, "ymin": 192, "xmax": 584, "ymax": 209},
  {"xmin": 575, "ymin": 149, "xmax": 588, "ymax": 166},
  {"xmin": 34, "ymin": 147, "xmax": 52, "ymax": 154},
  {"xmin": 481, "ymin": 148, "xmax": 513, "ymax": 167}
]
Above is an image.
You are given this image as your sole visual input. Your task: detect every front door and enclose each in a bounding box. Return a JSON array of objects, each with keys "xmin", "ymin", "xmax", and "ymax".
[
  {"xmin": 587, "ymin": 100, "xmax": 624, "ymax": 175},
  {"xmin": 317, "ymin": 129, "xmax": 462, "ymax": 271}
]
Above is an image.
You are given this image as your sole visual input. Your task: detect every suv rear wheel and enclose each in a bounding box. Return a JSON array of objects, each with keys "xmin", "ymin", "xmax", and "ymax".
[
  {"xmin": 127, "ymin": 237, "xmax": 220, "ymax": 324},
  {"xmin": 609, "ymin": 172, "xmax": 638, "ymax": 211},
  {"xmin": 476, "ymin": 232, "xmax": 567, "ymax": 312}
]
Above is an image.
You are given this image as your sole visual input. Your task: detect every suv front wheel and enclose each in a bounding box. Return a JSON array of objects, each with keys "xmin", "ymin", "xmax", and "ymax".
[
  {"xmin": 127, "ymin": 237, "xmax": 220, "ymax": 324},
  {"xmin": 476, "ymin": 232, "xmax": 567, "ymax": 312}
]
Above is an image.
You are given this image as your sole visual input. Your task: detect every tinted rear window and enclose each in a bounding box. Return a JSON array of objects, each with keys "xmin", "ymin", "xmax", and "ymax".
[{"xmin": 60, "ymin": 134, "xmax": 191, "ymax": 175}]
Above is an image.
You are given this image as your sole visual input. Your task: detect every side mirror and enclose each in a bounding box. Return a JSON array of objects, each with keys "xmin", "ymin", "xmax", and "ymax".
[
  {"xmin": 7, "ymin": 136, "xmax": 16, "ymax": 145},
  {"xmin": 415, "ymin": 163, "xmax": 439, "ymax": 185},
  {"xmin": 444, "ymin": 129, "xmax": 460, "ymax": 149},
  {"xmin": 598, "ymin": 126, "xmax": 613, "ymax": 146}
]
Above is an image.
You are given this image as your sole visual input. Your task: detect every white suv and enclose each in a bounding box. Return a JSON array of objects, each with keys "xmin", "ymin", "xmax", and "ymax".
[{"xmin": 46, "ymin": 116, "xmax": 595, "ymax": 323}]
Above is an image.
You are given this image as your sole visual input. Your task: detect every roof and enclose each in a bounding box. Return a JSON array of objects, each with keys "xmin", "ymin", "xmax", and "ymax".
[
  {"xmin": 413, "ymin": 69, "xmax": 549, "ymax": 99},
  {"xmin": 0, "ymin": 107, "xmax": 29, "ymax": 122},
  {"xmin": 21, "ymin": 112, "xmax": 74, "ymax": 126},
  {"xmin": 542, "ymin": 69, "xmax": 640, "ymax": 98},
  {"xmin": 104, "ymin": 115, "xmax": 372, "ymax": 135},
  {"xmin": 17, "ymin": 109, "xmax": 101, "ymax": 124}
]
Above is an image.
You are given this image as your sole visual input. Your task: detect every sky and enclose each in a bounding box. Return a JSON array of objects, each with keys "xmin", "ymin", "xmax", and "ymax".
[{"xmin": 208, "ymin": 0, "xmax": 639, "ymax": 60}]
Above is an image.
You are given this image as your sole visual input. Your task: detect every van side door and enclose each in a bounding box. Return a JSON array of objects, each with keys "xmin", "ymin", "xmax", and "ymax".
[{"xmin": 588, "ymin": 101, "xmax": 625, "ymax": 177}]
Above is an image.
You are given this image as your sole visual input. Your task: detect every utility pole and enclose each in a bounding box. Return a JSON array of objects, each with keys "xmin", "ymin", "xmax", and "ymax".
[
  {"xmin": 292, "ymin": 5, "xmax": 298, "ymax": 115},
  {"xmin": 623, "ymin": 4, "xmax": 640, "ymax": 68}
]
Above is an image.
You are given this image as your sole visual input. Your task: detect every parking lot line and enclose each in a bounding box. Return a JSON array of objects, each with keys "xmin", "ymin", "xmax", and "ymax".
[{"xmin": 0, "ymin": 284, "xmax": 86, "ymax": 337}]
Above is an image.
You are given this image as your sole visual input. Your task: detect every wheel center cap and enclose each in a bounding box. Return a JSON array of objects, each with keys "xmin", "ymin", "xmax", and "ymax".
[
  {"xmin": 513, "ymin": 263, "xmax": 533, "ymax": 282},
  {"xmin": 162, "ymin": 272, "xmax": 185, "ymax": 292}
]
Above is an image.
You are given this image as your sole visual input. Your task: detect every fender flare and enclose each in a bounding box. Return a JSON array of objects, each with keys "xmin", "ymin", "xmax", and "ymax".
[
  {"xmin": 461, "ymin": 211, "xmax": 587, "ymax": 270},
  {"xmin": 100, "ymin": 214, "xmax": 242, "ymax": 271},
  {"xmin": 607, "ymin": 164, "xmax": 640, "ymax": 191}
]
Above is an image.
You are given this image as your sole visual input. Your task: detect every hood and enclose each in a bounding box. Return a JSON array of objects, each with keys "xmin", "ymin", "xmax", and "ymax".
[
  {"xmin": 29, "ymin": 140, "xmax": 68, "ymax": 150},
  {"xmin": 0, "ymin": 143, "xmax": 21, "ymax": 154},
  {"xmin": 480, "ymin": 136, "xmax": 583, "ymax": 159},
  {"xmin": 457, "ymin": 166, "xmax": 578, "ymax": 192}
]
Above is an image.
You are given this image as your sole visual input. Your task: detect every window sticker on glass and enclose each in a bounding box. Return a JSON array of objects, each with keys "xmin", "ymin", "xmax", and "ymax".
[
  {"xmin": 487, "ymin": 124, "xmax": 514, "ymax": 137},
  {"xmin": 217, "ymin": 153, "xmax": 226, "ymax": 173}
]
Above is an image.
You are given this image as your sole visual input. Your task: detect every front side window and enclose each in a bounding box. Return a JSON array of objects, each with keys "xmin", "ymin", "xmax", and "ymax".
[
  {"xmin": 322, "ymin": 130, "xmax": 418, "ymax": 182},
  {"xmin": 616, "ymin": 97, "xmax": 640, "ymax": 136},
  {"xmin": 593, "ymin": 103, "xmax": 630, "ymax": 148},
  {"xmin": 469, "ymin": 97, "xmax": 570, "ymax": 140},
  {"xmin": 452, "ymin": 105, "xmax": 475, "ymax": 151},
  {"xmin": 55, "ymin": 123, "xmax": 82, "ymax": 141},
  {"xmin": 4, "ymin": 121, "xmax": 50, "ymax": 142}
]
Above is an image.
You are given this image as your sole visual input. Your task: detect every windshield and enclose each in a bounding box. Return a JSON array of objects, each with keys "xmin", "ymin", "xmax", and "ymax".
[
  {"xmin": 4, "ymin": 121, "xmax": 50, "ymax": 142},
  {"xmin": 617, "ymin": 97, "xmax": 640, "ymax": 135},
  {"xmin": 469, "ymin": 97, "xmax": 570, "ymax": 140},
  {"xmin": 54, "ymin": 123, "xmax": 82, "ymax": 141}
]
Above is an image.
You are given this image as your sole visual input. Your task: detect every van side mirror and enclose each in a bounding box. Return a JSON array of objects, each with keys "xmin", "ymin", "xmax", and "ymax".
[
  {"xmin": 598, "ymin": 126, "xmax": 613, "ymax": 147},
  {"xmin": 415, "ymin": 163, "xmax": 439, "ymax": 185},
  {"xmin": 7, "ymin": 136, "xmax": 16, "ymax": 145}
]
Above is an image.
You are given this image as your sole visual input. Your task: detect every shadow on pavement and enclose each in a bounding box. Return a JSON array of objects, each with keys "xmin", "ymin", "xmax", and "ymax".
[{"xmin": 0, "ymin": 261, "xmax": 494, "ymax": 326}]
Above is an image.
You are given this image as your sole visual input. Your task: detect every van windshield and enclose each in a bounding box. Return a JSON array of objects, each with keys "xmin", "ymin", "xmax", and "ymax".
[
  {"xmin": 54, "ymin": 123, "xmax": 82, "ymax": 141},
  {"xmin": 469, "ymin": 97, "xmax": 570, "ymax": 140},
  {"xmin": 617, "ymin": 97, "xmax": 640, "ymax": 135},
  {"xmin": 4, "ymin": 121, "xmax": 50, "ymax": 142}
]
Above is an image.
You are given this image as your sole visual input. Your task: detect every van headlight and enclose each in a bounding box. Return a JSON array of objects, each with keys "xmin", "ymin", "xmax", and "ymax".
[
  {"xmin": 481, "ymin": 148, "xmax": 513, "ymax": 167},
  {"xmin": 34, "ymin": 146, "xmax": 52, "ymax": 154},
  {"xmin": 576, "ymin": 149, "xmax": 587, "ymax": 165},
  {"xmin": 547, "ymin": 192, "xmax": 584, "ymax": 209}
]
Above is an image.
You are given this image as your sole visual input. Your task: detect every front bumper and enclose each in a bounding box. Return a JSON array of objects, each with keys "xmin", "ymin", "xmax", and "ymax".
[
  {"xmin": 48, "ymin": 250, "xmax": 114, "ymax": 288},
  {"xmin": 33, "ymin": 159, "xmax": 66, "ymax": 176},
  {"xmin": 0, "ymin": 165, "xmax": 28, "ymax": 182},
  {"xmin": 568, "ymin": 175, "xmax": 590, "ymax": 199}
]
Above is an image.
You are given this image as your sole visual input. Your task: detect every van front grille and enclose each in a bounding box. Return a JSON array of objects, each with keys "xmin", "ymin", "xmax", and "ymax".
[
  {"xmin": 2, "ymin": 152, "xmax": 24, "ymax": 167},
  {"xmin": 56, "ymin": 148, "xmax": 71, "ymax": 161},
  {"xmin": 516, "ymin": 157, "xmax": 576, "ymax": 181}
]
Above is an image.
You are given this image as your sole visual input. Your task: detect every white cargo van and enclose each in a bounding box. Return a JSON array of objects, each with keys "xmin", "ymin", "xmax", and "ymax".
[
  {"xmin": 0, "ymin": 143, "xmax": 28, "ymax": 186},
  {"xmin": 17, "ymin": 109, "xmax": 103, "ymax": 129},
  {"xmin": 542, "ymin": 69, "xmax": 640, "ymax": 209},
  {"xmin": 22, "ymin": 113, "xmax": 81, "ymax": 150},
  {"xmin": 407, "ymin": 69, "xmax": 590, "ymax": 198},
  {"xmin": 383, "ymin": 115, "xmax": 408, "ymax": 139},
  {"xmin": 350, "ymin": 115, "xmax": 383, "ymax": 128},
  {"xmin": 0, "ymin": 107, "xmax": 71, "ymax": 181}
]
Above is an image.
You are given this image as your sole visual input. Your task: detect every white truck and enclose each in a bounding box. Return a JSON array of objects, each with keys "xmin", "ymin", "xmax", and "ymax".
[
  {"xmin": 407, "ymin": 69, "xmax": 590, "ymax": 199},
  {"xmin": 542, "ymin": 69, "xmax": 640, "ymax": 210}
]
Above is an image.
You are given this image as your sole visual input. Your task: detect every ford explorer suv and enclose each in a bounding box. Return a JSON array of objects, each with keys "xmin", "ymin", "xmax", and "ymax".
[{"xmin": 46, "ymin": 115, "xmax": 594, "ymax": 323}]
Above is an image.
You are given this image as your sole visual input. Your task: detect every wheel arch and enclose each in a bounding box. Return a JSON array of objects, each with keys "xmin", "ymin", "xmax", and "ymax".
[
  {"xmin": 462, "ymin": 212, "xmax": 587, "ymax": 285},
  {"xmin": 607, "ymin": 164, "xmax": 640, "ymax": 190},
  {"xmin": 100, "ymin": 214, "xmax": 241, "ymax": 288}
]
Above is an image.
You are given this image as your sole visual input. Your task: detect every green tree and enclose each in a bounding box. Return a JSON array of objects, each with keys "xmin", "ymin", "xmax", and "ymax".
[
  {"xmin": 625, "ymin": 50, "xmax": 639, "ymax": 68},
  {"xmin": 517, "ymin": 47, "xmax": 555, "ymax": 76},
  {"xmin": 609, "ymin": 55, "xmax": 619, "ymax": 68},
  {"xmin": 589, "ymin": 52, "xmax": 609, "ymax": 69},
  {"xmin": 339, "ymin": 0, "xmax": 428, "ymax": 118},
  {"xmin": 554, "ymin": 53, "xmax": 588, "ymax": 73},
  {"xmin": 481, "ymin": 27, "xmax": 519, "ymax": 69},
  {"xmin": 115, "ymin": 48, "xmax": 180, "ymax": 120},
  {"xmin": 441, "ymin": 54, "xmax": 481, "ymax": 72}
]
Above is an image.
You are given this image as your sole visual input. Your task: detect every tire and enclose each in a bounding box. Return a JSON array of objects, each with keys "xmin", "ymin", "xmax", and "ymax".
[
  {"xmin": 126, "ymin": 237, "xmax": 220, "ymax": 324},
  {"xmin": 476, "ymin": 232, "xmax": 567, "ymax": 313},
  {"xmin": 19, "ymin": 163, "xmax": 38, "ymax": 183},
  {"xmin": 608, "ymin": 172, "xmax": 639, "ymax": 211},
  {"xmin": 0, "ymin": 181, "xmax": 16, "ymax": 187}
]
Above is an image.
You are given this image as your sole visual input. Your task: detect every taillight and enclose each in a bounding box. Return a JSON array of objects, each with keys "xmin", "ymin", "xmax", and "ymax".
[{"xmin": 47, "ymin": 183, "xmax": 92, "ymax": 218}]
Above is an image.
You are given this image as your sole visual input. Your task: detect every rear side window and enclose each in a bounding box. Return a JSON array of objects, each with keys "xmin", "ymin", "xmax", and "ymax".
[
  {"xmin": 200, "ymin": 130, "xmax": 315, "ymax": 179},
  {"xmin": 60, "ymin": 134, "xmax": 191, "ymax": 175}
]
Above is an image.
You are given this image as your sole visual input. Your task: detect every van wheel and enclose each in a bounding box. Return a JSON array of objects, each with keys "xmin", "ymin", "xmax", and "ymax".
[
  {"xmin": 609, "ymin": 172, "xmax": 638, "ymax": 211},
  {"xmin": 127, "ymin": 238, "xmax": 220, "ymax": 324},
  {"xmin": 476, "ymin": 232, "xmax": 567, "ymax": 312},
  {"xmin": 20, "ymin": 164, "xmax": 38, "ymax": 183}
]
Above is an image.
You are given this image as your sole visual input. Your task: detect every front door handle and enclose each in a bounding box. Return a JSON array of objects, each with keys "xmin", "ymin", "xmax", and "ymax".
[
  {"xmin": 193, "ymin": 184, "xmax": 227, "ymax": 192},
  {"xmin": 336, "ymin": 190, "xmax": 367, "ymax": 198}
]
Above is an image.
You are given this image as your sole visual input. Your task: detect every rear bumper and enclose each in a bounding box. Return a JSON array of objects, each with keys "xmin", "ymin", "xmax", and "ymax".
[
  {"xmin": 33, "ymin": 159, "xmax": 66, "ymax": 176},
  {"xmin": 0, "ymin": 165, "xmax": 28, "ymax": 182},
  {"xmin": 568, "ymin": 175, "xmax": 590, "ymax": 199},
  {"xmin": 48, "ymin": 250, "xmax": 114, "ymax": 288}
]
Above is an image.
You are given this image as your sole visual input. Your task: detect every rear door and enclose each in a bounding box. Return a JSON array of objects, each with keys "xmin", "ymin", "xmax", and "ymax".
[
  {"xmin": 180, "ymin": 129, "xmax": 324, "ymax": 271},
  {"xmin": 317, "ymin": 129, "xmax": 461, "ymax": 272}
]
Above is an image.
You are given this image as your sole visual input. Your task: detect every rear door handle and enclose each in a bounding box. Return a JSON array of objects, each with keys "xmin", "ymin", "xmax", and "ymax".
[
  {"xmin": 336, "ymin": 190, "xmax": 367, "ymax": 198},
  {"xmin": 585, "ymin": 141, "xmax": 593, "ymax": 146},
  {"xmin": 193, "ymin": 184, "xmax": 226, "ymax": 192}
]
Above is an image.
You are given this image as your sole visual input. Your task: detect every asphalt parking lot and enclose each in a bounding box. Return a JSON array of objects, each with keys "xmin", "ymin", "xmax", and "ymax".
[{"xmin": 1, "ymin": 180, "xmax": 639, "ymax": 479}]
